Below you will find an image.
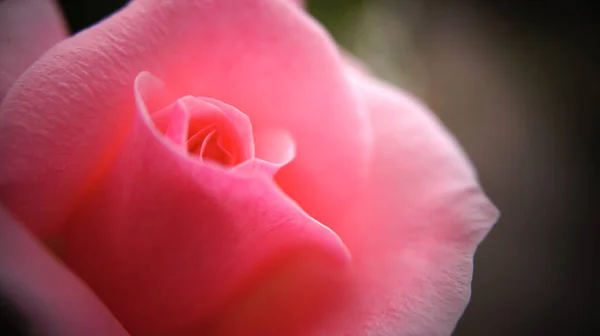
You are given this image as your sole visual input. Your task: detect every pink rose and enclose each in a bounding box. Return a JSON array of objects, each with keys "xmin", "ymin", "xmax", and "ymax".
[{"xmin": 0, "ymin": 0, "xmax": 498, "ymax": 335}]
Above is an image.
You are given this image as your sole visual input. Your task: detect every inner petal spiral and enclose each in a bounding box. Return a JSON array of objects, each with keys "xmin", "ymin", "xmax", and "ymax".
[
  {"xmin": 134, "ymin": 71, "xmax": 297, "ymax": 178},
  {"xmin": 150, "ymin": 96, "xmax": 255, "ymax": 166}
]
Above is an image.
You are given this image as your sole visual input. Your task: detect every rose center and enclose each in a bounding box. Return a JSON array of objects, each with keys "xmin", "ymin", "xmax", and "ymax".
[
  {"xmin": 187, "ymin": 125, "xmax": 234, "ymax": 165},
  {"xmin": 150, "ymin": 96, "xmax": 255, "ymax": 167}
]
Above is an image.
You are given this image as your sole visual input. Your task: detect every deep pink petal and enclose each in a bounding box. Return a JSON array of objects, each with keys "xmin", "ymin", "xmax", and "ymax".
[
  {"xmin": 0, "ymin": 0, "xmax": 371, "ymax": 238},
  {"xmin": 0, "ymin": 206, "xmax": 129, "ymax": 336},
  {"xmin": 0, "ymin": 0, "xmax": 67, "ymax": 102},
  {"xmin": 60, "ymin": 82, "xmax": 351, "ymax": 335}
]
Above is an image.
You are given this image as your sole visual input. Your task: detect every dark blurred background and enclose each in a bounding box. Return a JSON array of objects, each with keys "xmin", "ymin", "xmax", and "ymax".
[{"xmin": 51, "ymin": 0, "xmax": 600, "ymax": 335}]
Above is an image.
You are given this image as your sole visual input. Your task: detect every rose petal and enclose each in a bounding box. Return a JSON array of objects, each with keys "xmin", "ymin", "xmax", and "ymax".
[
  {"xmin": 301, "ymin": 69, "xmax": 499, "ymax": 335},
  {"xmin": 189, "ymin": 97, "xmax": 256, "ymax": 162},
  {"xmin": 233, "ymin": 129, "xmax": 297, "ymax": 177},
  {"xmin": 288, "ymin": 0, "xmax": 305, "ymax": 7},
  {"xmin": 0, "ymin": 0, "xmax": 371, "ymax": 238},
  {"xmin": 137, "ymin": 73, "xmax": 257, "ymax": 166},
  {"xmin": 198, "ymin": 64, "xmax": 499, "ymax": 335},
  {"xmin": 61, "ymin": 79, "xmax": 351, "ymax": 334},
  {"xmin": 163, "ymin": 100, "xmax": 190, "ymax": 147},
  {"xmin": 254, "ymin": 128, "xmax": 296, "ymax": 166},
  {"xmin": 0, "ymin": 206, "xmax": 129, "ymax": 336},
  {"xmin": 0, "ymin": 0, "xmax": 67, "ymax": 102}
]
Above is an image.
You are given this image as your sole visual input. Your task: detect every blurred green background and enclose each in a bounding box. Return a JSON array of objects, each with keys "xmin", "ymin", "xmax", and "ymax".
[{"xmin": 52, "ymin": 0, "xmax": 599, "ymax": 334}]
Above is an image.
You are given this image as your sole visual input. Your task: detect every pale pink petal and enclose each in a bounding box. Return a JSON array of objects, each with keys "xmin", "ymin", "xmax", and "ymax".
[
  {"xmin": 341, "ymin": 50, "xmax": 372, "ymax": 75},
  {"xmin": 254, "ymin": 128, "xmax": 296, "ymax": 166},
  {"xmin": 163, "ymin": 101, "xmax": 190, "ymax": 147},
  {"xmin": 288, "ymin": 0, "xmax": 305, "ymax": 7},
  {"xmin": 60, "ymin": 80, "xmax": 351, "ymax": 335},
  {"xmin": 301, "ymin": 71, "xmax": 499, "ymax": 335},
  {"xmin": 0, "ymin": 206, "xmax": 129, "ymax": 336},
  {"xmin": 0, "ymin": 0, "xmax": 371, "ymax": 238},
  {"xmin": 0, "ymin": 0, "xmax": 67, "ymax": 102},
  {"xmin": 233, "ymin": 129, "xmax": 297, "ymax": 177},
  {"xmin": 231, "ymin": 158, "xmax": 287, "ymax": 178}
]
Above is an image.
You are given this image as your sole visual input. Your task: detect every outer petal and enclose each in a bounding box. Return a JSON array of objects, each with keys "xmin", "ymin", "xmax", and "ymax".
[
  {"xmin": 60, "ymin": 83, "xmax": 351, "ymax": 335},
  {"xmin": 0, "ymin": 206, "xmax": 129, "ymax": 336},
  {"xmin": 287, "ymin": 0, "xmax": 305, "ymax": 7},
  {"xmin": 303, "ymin": 69, "xmax": 499, "ymax": 335},
  {"xmin": 0, "ymin": 0, "xmax": 370, "ymax": 238},
  {"xmin": 0, "ymin": 0, "xmax": 67, "ymax": 101}
]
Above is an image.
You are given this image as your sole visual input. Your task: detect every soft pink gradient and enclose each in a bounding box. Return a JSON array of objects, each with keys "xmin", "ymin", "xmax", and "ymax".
[
  {"xmin": 0, "ymin": 0, "xmax": 498, "ymax": 335},
  {"xmin": 59, "ymin": 70, "xmax": 350, "ymax": 334},
  {"xmin": 0, "ymin": 0, "xmax": 371, "ymax": 239},
  {"xmin": 0, "ymin": 0, "xmax": 67, "ymax": 100}
]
